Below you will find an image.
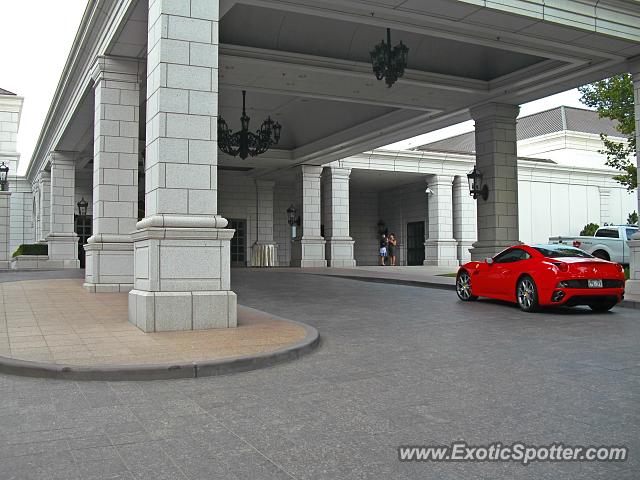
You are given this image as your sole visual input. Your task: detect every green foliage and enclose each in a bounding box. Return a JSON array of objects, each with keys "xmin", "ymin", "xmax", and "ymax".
[
  {"xmin": 580, "ymin": 223, "xmax": 600, "ymax": 236},
  {"xmin": 12, "ymin": 244, "xmax": 48, "ymax": 257},
  {"xmin": 628, "ymin": 210, "xmax": 639, "ymax": 226},
  {"xmin": 578, "ymin": 74, "xmax": 637, "ymax": 191}
]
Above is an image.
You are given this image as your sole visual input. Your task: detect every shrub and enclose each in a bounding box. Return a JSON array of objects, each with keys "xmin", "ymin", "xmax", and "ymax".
[
  {"xmin": 628, "ymin": 211, "xmax": 638, "ymax": 226},
  {"xmin": 12, "ymin": 244, "xmax": 48, "ymax": 257},
  {"xmin": 580, "ymin": 223, "xmax": 600, "ymax": 236}
]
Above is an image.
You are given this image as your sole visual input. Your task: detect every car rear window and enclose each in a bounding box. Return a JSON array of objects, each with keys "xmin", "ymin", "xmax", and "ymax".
[
  {"xmin": 533, "ymin": 246, "xmax": 594, "ymax": 258},
  {"xmin": 595, "ymin": 229, "xmax": 619, "ymax": 238}
]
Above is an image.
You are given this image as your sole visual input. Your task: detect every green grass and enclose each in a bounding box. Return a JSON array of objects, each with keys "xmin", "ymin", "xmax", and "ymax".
[
  {"xmin": 625, "ymin": 266, "xmax": 630, "ymax": 280},
  {"xmin": 437, "ymin": 272, "xmax": 458, "ymax": 277}
]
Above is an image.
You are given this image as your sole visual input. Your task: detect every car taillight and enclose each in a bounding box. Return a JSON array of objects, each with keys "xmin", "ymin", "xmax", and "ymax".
[
  {"xmin": 552, "ymin": 262, "xmax": 569, "ymax": 272},
  {"xmin": 616, "ymin": 263, "xmax": 624, "ymax": 272},
  {"xmin": 572, "ymin": 240, "xmax": 581, "ymax": 248}
]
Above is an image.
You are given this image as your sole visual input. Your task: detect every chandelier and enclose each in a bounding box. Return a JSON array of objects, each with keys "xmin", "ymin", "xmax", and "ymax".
[
  {"xmin": 370, "ymin": 28, "xmax": 409, "ymax": 88},
  {"xmin": 217, "ymin": 90, "xmax": 282, "ymax": 160}
]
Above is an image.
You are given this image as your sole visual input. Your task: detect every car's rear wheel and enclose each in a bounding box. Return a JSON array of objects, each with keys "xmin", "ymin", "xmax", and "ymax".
[
  {"xmin": 516, "ymin": 276, "xmax": 540, "ymax": 312},
  {"xmin": 456, "ymin": 270, "xmax": 477, "ymax": 301},
  {"xmin": 592, "ymin": 250, "xmax": 610, "ymax": 261},
  {"xmin": 588, "ymin": 300, "xmax": 617, "ymax": 312}
]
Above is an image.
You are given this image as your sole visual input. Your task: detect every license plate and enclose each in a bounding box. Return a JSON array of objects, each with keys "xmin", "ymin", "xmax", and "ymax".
[{"xmin": 588, "ymin": 279, "xmax": 603, "ymax": 288}]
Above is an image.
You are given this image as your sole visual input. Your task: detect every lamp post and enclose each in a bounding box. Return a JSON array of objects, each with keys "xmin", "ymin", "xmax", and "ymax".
[
  {"xmin": 287, "ymin": 204, "xmax": 300, "ymax": 238},
  {"xmin": 467, "ymin": 166, "xmax": 489, "ymax": 201},
  {"xmin": 0, "ymin": 163, "xmax": 9, "ymax": 192}
]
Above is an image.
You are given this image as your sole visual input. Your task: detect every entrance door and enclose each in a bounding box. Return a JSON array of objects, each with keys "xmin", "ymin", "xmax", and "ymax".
[
  {"xmin": 228, "ymin": 219, "xmax": 247, "ymax": 267},
  {"xmin": 406, "ymin": 221, "xmax": 425, "ymax": 266},
  {"xmin": 74, "ymin": 215, "xmax": 92, "ymax": 269}
]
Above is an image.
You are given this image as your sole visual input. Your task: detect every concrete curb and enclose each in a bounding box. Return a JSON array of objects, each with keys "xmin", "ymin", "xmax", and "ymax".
[
  {"xmin": 315, "ymin": 273, "xmax": 456, "ymax": 291},
  {"xmin": 322, "ymin": 273, "xmax": 640, "ymax": 311},
  {"xmin": 0, "ymin": 306, "xmax": 320, "ymax": 381}
]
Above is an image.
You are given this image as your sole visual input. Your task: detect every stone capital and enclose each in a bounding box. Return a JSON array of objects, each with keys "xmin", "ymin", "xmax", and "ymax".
[
  {"xmin": 91, "ymin": 55, "xmax": 144, "ymax": 85},
  {"xmin": 470, "ymin": 103, "xmax": 519, "ymax": 122}
]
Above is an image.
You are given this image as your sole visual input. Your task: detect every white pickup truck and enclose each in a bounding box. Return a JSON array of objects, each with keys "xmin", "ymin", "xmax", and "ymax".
[{"xmin": 549, "ymin": 225, "xmax": 638, "ymax": 264}]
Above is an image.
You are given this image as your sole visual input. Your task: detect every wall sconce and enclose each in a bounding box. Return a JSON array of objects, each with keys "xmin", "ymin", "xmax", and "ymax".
[
  {"xmin": 425, "ymin": 184, "xmax": 434, "ymax": 196},
  {"xmin": 77, "ymin": 197, "xmax": 88, "ymax": 218},
  {"xmin": 467, "ymin": 165, "xmax": 488, "ymax": 201},
  {"xmin": 287, "ymin": 204, "xmax": 300, "ymax": 238},
  {"xmin": 0, "ymin": 162, "xmax": 9, "ymax": 192}
]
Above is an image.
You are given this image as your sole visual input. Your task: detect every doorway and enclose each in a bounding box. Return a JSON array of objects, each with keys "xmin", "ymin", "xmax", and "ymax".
[
  {"xmin": 228, "ymin": 219, "xmax": 247, "ymax": 267},
  {"xmin": 406, "ymin": 221, "xmax": 425, "ymax": 266},
  {"xmin": 74, "ymin": 214, "xmax": 92, "ymax": 269}
]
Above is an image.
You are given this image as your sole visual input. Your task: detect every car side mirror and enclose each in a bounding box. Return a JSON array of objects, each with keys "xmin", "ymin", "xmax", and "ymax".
[{"xmin": 485, "ymin": 257, "xmax": 494, "ymax": 265}]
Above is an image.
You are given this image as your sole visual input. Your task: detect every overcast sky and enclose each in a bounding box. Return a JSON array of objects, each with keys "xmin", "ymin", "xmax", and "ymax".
[{"xmin": 1, "ymin": 1, "xmax": 591, "ymax": 175}]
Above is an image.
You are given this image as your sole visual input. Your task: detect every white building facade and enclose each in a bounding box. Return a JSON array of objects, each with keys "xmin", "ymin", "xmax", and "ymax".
[{"xmin": 7, "ymin": 0, "xmax": 640, "ymax": 331}]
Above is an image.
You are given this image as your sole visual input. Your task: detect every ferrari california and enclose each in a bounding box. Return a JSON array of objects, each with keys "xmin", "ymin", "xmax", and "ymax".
[{"xmin": 456, "ymin": 244, "xmax": 625, "ymax": 312}]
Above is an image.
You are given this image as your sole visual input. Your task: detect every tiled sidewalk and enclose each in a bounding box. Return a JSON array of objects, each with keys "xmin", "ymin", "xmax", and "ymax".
[{"xmin": 0, "ymin": 279, "xmax": 307, "ymax": 366}]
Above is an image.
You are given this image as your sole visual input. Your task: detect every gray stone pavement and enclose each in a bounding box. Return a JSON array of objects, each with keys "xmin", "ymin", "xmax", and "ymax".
[{"xmin": 0, "ymin": 269, "xmax": 638, "ymax": 479}]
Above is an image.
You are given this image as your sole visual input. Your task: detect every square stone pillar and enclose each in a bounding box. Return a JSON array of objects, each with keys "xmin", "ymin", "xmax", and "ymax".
[
  {"xmin": 626, "ymin": 64, "xmax": 640, "ymax": 297},
  {"xmin": 46, "ymin": 153, "xmax": 80, "ymax": 268},
  {"xmin": 424, "ymin": 175, "xmax": 458, "ymax": 267},
  {"xmin": 84, "ymin": 56, "xmax": 143, "ymax": 293},
  {"xmin": 322, "ymin": 166, "xmax": 355, "ymax": 267},
  {"xmin": 453, "ymin": 175, "xmax": 477, "ymax": 265},
  {"xmin": 251, "ymin": 180, "xmax": 278, "ymax": 267},
  {"xmin": 35, "ymin": 171, "xmax": 50, "ymax": 243},
  {"xmin": 291, "ymin": 165, "xmax": 326, "ymax": 267},
  {"xmin": 129, "ymin": 0, "xmax": 236, "ymax": 332},
  {"xmin": 469, "ymin": 103, "xmax": 521, "ymax": 261},
  {"xmin": 0, "ymin": 192, "xmax": 11, "ymax": 268}
]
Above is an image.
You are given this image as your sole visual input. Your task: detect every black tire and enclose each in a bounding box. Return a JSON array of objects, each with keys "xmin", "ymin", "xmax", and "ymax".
[
  {"xmin": 516, "ymin": 275, "xmax": 540, "ymax": 312},
  {"xmin": 456, "ymin": 270, "xmax": 478, "ymax": 301},
  {"xmin": 592, "ymin": 250, "xmax": 610, "ymax": 261},
  {"xmin": 589, "ymin": 300, "xmax": 617, "ymax": 312}
]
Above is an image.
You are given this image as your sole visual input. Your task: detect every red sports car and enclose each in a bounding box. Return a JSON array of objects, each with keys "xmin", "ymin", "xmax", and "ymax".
[{"xmin": 456, "ymin": 244, "xmax": 625, "ymax": 312}]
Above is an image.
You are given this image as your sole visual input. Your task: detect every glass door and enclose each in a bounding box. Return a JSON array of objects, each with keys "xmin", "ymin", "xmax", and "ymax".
[
  {"xmin": 227, "ymin": 219, "xmax": 247, "ymax": 267},
  {"xmin": 406, "ymin": 221, "xmax": 425, "ymax": 266}
]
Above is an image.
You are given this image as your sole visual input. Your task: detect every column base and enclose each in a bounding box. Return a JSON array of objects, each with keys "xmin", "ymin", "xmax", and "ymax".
[
  {"xmin": 456, "ymin": 240, "xmax": 474, "ymax": 265},
  {"xmin": 129, "ymin": 290, "xmax": 237, "ymax": 332},
  {"xmin": 424, "ymin": 239, "xmax": 459, "ymax": 267},
  {"xmin": 326, "ymin": 238, "xmax": 356, "ymax": 268},
  {"xmin": 290, "ymin": 236, "xmax": 327, "ymax": 268},
  {"xmin": 251, "ymin": 242, "xmax": 278, "ymax": 267},
  {"xmin": 46, "ymin": 233, "xmax": 80, "ymax": 268},
  {"xmin": 129, "ymin": 218, "xmax": 237, "ymax": 332},
  {"xmin": 625, "ymin": 238, "xmax": 640, "ymax": 297},
  {"xmin": 84, "ymin": 237, "xmax": 134, "ymax": 292},
  {"xmin": 470, "ymin": 240, "xmax": 521, "ymax": 262}
]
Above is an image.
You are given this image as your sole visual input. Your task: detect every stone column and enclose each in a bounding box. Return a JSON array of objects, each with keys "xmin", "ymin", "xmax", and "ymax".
[
  {"xmin": 290, "ymin": 165, "xmax": 326, "ymax": 267},
  {"xmin": 598, "ymin": 187, "xmax": 611, "ymax": 225},
  {"xmin": 453, "ymin": 175, "xmax": 477, "ymax": 265},
  {"xmin": 35, "ymin": 171, "xmax": 50, "ymax": 243},
  {"xmin": 251, "ymin": 180, "xmax": 277, "ymax": 267},
  {"xmin": 322, "ymin": 166, "xmax": 355, "ymax": 267},
  {"xmin": 469, "ymin": 103, "xmax": 520, "ymax": 261},
  {"xmin": 46, "ymin": 153, "xmax": 79, "ymax": 268},
  {"xmin": 424, "ymin": 175, "xmax": 458, "ymax": 267},
  {"xmin": 84, "ymin": 56, "xmax": 143, "ymax": 293},
  {"xmin": 0, "ymin": 192, "xmax": 11, "ymax": 268},
  {"xmin": 129, "ymin": 0, "xmax": 236, "ymax": 332},
  {"xmin": 626, "ymin": 63, "xmax": 640, "ymax": 297}
]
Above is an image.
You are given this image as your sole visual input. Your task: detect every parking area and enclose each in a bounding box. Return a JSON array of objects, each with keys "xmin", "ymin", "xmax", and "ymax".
[{"xmin": 0, "ymin": 269, "xmax": 638, "ymax": 479}]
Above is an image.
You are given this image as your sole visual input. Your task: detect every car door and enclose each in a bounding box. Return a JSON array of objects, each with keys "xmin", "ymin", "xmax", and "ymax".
[{"xmin": 485, "ymin": 248, "xmax": 531, "ymax": 297}]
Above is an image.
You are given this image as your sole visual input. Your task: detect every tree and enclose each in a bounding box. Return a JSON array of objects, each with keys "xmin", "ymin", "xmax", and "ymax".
[
  {"xmin": 629, "ymin": 210, "xmax": 639, "ymax": 226},
  {"xmin": 580, "ymin": 223, "xmax": 600, "ymax": 236},
  {"xmin": 578, "ymin": 74, "xmax": 637, "ymax": 191}
]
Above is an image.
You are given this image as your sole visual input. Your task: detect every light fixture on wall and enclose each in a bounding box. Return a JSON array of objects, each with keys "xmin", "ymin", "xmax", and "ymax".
[
  {"xmin": 287, "ymin": 204, "xmax": 300, "ymax": 238},
  {"xmin": 425, "ymin": 184, "xmax": 434, "ymax": 196},
  {"xmin": 370, "ymin": 28, "xmax": 409, "ymax": 88},
  {"xmin": 0, "ymin": 162, "xmax": 9, "ymax": 191},
  {"xmin": 217, "ymin": 90, "xmax": 282, "ymax": 160},
  {"xmin": 467, "ymin": 166, "xmax": 489, "ymax": 201},
  {"xmin": 77, "ymin": 197, "xmax": 88, "ymax": 218}
]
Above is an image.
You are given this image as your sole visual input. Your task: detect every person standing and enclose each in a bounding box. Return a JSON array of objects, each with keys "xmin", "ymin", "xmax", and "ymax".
[
  {"xmin": 388, "ymin": 233, "xmax": 397, "ymax": 266},
  {"xmin": 379, "ymin": 234, "xmax": 388, "ymax": 266}
]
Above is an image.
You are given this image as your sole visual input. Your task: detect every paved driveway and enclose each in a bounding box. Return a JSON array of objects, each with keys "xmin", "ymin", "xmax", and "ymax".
[{"xmin": 0, "ymin": 269, "xmax": 638, "ymax": 479}]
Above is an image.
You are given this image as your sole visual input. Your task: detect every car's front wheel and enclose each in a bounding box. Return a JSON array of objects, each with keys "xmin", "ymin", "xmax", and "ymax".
[
  {"xmin": 516, "ymin": 275, "xmax": 540, "ymax": 312},
  {"xmin": 456, "ymin": 270, "xmax": 477, "ymax": 301},
  {"xmin": 588, "ymin": 300, "xmax": 617, "ymax": 312}
]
